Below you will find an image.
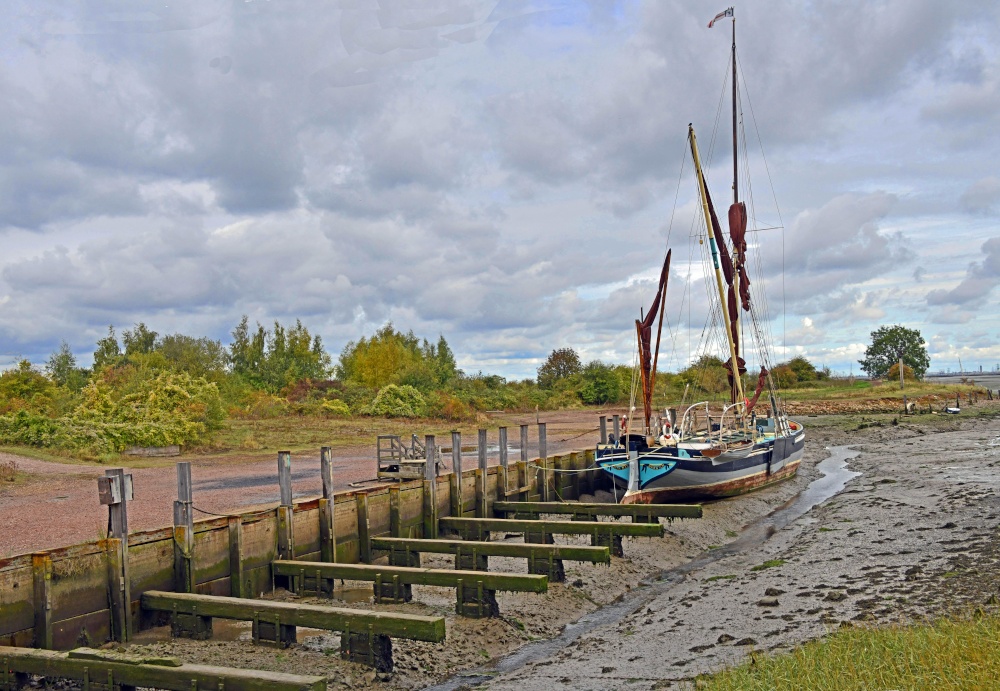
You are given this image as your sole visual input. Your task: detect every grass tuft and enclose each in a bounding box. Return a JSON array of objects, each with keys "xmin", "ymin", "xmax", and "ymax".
[{"xmin": 698, "ymin": 611, "xmax": 1000, "ymax": 691}]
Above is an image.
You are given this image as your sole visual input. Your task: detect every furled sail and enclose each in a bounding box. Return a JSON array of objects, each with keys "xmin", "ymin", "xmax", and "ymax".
[{"xmin": 635, "ymin": 250, "xmax": 672, "ymax": 432}]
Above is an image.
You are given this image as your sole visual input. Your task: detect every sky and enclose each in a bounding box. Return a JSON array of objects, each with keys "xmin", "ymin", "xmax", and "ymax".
[{"xmin": 2, "ymin": 0, "xmax": 999, "ymax": 380}]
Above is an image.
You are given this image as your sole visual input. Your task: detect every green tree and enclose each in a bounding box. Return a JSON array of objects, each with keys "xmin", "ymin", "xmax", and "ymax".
[
  {"xmin": 157, "ymin": 334, "xmax": 227, "ymax": 378},
  {"xmin": 578, "ymin": 361, "xmax": 627, "ymax": 405},
  {"xmin": 859, "ymin": 325, "xmax": 930, "ymax": 379},
  {"xmin": 122, "ymin": 322, "xmax": 159, "ymax": 356},
  {"xmin": 337, "ymin": 323, "xmax": 422, "ymax": 390},
  {"xmin": 45, "ymin": 341, "xmax": 89, "ymax": 391},
  {"xmin": 227, "ymin": 316, "xmax": 331, "ymax": 392},
  {"xmin": 537, "ymin": 348, "xmax": 582, "ymax": 389},
  {"xmin": 93, "ymin": 326, "xmax": 122, "ymax": 370}
]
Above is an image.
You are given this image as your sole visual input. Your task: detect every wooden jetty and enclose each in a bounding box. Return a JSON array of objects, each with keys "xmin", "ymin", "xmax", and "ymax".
[{"xmin": 492, "ymin": 501, "xmax": 703, "ymax": 522}]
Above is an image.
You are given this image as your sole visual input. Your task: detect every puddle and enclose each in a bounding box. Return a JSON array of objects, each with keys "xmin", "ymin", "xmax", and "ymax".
[{"xmin": 423, "ymin": 445, "xmax": 862, "ymax": 691}]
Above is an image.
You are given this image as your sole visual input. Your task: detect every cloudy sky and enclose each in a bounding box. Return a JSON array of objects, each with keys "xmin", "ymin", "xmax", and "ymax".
[{"xmin": 2, "ymin": 0, "xmax": 999, "ymax": 380}]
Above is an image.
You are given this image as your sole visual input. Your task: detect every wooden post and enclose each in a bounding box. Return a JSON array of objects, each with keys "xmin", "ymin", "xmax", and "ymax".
[
  {"xmin": 520, "ymin": 425, "xmax": 529, "ymax": 463},
  {"xmin": 104, "ymin": 468, "xmax": 132, "ymax": 640},
  {"xmin": 613, "ymin": 415, "xmax": 621, "ymax": 440},
  {"xmin": 390, "ymin": 485, "xmax": 402, "ymax": 537},
  {"xmin": 498, "ymin": 427, "xmax": 508, "ymax": 468},
  {"xmin": 105, "ymin": 538, "xmax": 128, "ymax": 643},
  {"xmin": 356, "ymin": 493, "xmax": 372, "ymax": 562},
  {"xmin": 451, "ymin": 431, "xmax": 463, "ymax": 518},
  {"xmin": 319, "ymin": 447, "xmax": 336, "ymax": 563},
  {"xmin": 498, "ymin": 427, "xmax": 509, "ymax": 502},
  {"xmin": 599, "ymin": 415, "xmax": 608, "ymax": 444},
  {"xmin": 423, "ymin": 435, "xmax": 438, "ymax": 539},
  {"xmin": 228, "ymin": 515, "xmax": 244, "ymax": 598},
  {"xmin": 173, "ymin": 462, "xmax": 195, "ymax": 594},
  {"xmin": 477, "ymin": 429, "xmax": 488, "ymax": 517},
  {"xmin": 32, "ymin": 552, "xmax": 53, "ymax": 649},
  {"xmin": 539, "ymin": 423, "xmax": 548, "ymax": 502},
  {"xmin": 277, "ymin": 451, "xmax": 295, "ymax": 561}
]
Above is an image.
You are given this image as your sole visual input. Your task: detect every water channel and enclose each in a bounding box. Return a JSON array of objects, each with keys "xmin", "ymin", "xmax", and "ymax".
[{"xmin": 424, "ymin": 445, "xmax": 862, "ymax": 690}]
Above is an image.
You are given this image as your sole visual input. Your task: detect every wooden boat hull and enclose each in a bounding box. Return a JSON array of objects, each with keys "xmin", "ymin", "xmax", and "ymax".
[{"xmin": 596, "ymin": 426, "xmax": 805, "ymax": 504}]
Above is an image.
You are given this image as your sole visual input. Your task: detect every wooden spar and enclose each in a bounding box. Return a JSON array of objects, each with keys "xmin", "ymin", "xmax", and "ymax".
[
  {"xmin": 688, "ymin": 124, "xmax": 746, "ymax": 406},
  {"xmin": 650, "ymin": 249, "xmax": 672, "ymax": 420},
  {"xmin": 732, "ymin": 13, "xmax": 738, "ymax": 207}
]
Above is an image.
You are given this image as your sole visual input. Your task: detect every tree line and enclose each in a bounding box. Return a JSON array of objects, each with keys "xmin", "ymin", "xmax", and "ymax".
[{"xmin": 0, "ymin": 318, "xmax": 929, "ymax": 458}]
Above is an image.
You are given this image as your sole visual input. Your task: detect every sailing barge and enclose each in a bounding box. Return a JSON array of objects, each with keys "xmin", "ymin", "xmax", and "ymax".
[{"xmin": 596, "ymin": 8, "xmax": 805, "ymax": 504}]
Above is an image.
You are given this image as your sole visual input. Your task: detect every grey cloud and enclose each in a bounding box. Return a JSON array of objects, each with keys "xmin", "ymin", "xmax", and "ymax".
[
  {"xmin": 960, "ymin": 177, "xmax": 1000, "ymax": 215},
  {"xmin": 926, "ymin": 237, "xmax": 1000, "ymax": 307}
]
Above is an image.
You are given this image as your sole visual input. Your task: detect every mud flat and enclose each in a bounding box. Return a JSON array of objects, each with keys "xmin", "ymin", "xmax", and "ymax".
[{"xmin": 480, "ymin": 412, "xmax": 1000, "ymax": 690}]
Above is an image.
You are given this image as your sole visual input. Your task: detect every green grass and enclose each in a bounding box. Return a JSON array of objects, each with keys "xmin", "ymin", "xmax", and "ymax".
[
  {"xmin": 705, "ymin": 574, "xmax": 737, "ymax": 582},
  {"xmin": 697, "ymin": 611, "xmax": 1000, "ymax": 691}
]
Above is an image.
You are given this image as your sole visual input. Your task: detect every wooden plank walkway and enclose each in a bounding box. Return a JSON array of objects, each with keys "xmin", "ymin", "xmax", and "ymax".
[{"xmin": 0, "ymin": 647, "xmax": 326, "ymax": 691}]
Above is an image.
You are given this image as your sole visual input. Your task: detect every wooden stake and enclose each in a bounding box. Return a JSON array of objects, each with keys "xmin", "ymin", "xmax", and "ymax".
[
  {"xmin": 173, "ymin": 462, "xmax": 194, "ymax": 594},
  {"xmin": 538, "ymin": 423, "xmax": 548, "ymax": 502},
  {"xmin": 31, "ymin": 553, "xmax": 53, "ymax": 650},
  {"xmin": 319, "ymin": 447, "xmax": 336, "ymax": 562}
]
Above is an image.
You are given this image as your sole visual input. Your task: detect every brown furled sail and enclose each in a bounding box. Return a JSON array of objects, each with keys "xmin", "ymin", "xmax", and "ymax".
[
  {"xmin": 636, "ymin": 250, "xmax": 671, "ymax": 433},
  {"xmin": 704, "ymin": 184, "xmax": 744, "ymax": 402},
  {"xmin": 729, "ymin": 201, "xmax": 751, "ymax": 310},
  {"xmin": 705, "ymin": 186, "xmax": 733, "ymax": 284},
  {"xmin": 746, "ymin": 365, "xmax": 769, "ymax": 414}
]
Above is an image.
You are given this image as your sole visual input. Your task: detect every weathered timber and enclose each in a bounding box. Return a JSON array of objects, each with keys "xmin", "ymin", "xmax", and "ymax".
[
  {"xmin": 277, "ymin": 451, "xmax": 295, "ymax": 561},
  {"xmin": 439, "ymin": 517, "xmax": 663, "ymax": 538},
  {"xmin": 372, "ymin": 537, "xmax": 608, "ymax": 583},
  {"xmin": 439, "ymin": 516, "xmax": 662, "ymax": 558},
  {"xmin": 141, "ymin": 590, "xmax": 444, "ymax": 642},
  {"xmin": 0, "ymin": 646, "xmax": 326, "ymax": 691},
  {"xmin": 274, "ymin": 561, "xmax": 546, "ymax": 594},
  {"xmin": 370, "ymin": 537, "xmax": 610, "ymax": 565},
  {"xmin": 31, "ymin": 553, "xmax": 53, "ymax": 650},
  {"xmin": 319, "ymin": 447, "xmax": 336, "ymax": 563},
  {"xmin": 173, "ymin": 463, "xmax": 195, "ymax": 594},
  {"xmin": 273, "ymin": 560, "xmax": 546, "ymax": 618},
  {"xmin": 493, "ymin": 501, "xmax": 703, "ymax": 521}
]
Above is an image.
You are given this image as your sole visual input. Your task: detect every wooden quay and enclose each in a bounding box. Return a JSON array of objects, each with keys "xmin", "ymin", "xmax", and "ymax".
[
  {"xmin": 0, "ymin": 647, "xmax": 326, "ymax": 691},
  {"xmin": 141, "ymin": 591, "xmax": 444, "ymax": 672},
  {"xmin": 272, "ymin": 561, "xmax": 547, "ymax": 618},
  {"xmin": 371, "ymin": 536, "xmax": 610, "ymax": 582}
]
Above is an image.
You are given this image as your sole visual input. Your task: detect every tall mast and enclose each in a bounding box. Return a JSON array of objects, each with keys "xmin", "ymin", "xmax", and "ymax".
[
  {"xmin": 689, "ymin": 125, "xmax": 746, "ymax": 405},
  {"xmin": 732, "ymin": 14, "xmax": 738, "ymax": 206}
]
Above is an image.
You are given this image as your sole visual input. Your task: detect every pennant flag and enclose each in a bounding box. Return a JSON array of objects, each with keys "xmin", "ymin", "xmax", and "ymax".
[{"xmin": 708, "ymin": 7, "xmax": 734, "ymax": 28}]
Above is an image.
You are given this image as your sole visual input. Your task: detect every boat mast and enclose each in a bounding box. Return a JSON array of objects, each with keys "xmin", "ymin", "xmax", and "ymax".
[
  {"xmin": 689, "ymin": 125, "xmax": 746, "ymax": 405},
  {"xmin": 732, "ymin": 15, "xmax": 738, "ymax": 208}
]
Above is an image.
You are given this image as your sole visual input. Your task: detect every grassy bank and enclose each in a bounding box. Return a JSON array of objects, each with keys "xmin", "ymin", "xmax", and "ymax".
[{"xmin": 697, "ymin": 611, "xmax": 1000, "ymax": 690}]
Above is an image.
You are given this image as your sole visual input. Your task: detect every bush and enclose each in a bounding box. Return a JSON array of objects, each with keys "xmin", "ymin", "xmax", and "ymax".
[
  {"xmin": 362, "ymin": 385, "xmax": 427, "ymax": 418},
  {"xmin": 320, "ymin": 399, "xmax": 351, "ymax": 417}
]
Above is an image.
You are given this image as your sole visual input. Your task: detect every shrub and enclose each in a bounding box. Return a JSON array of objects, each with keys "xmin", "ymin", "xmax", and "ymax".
[
  {"xmin": 363, "ymin": 385, "xmax": 427, "ymax": 418},
  {"xmin": 320, "ymin": 399, "xmax": 352, "ymax": 417}
]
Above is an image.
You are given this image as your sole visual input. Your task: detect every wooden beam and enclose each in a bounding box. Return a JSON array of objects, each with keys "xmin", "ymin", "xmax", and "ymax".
[
  {"xmin": 228, "ymin": 515, "xmax": 245, "ymax": 598},
  {"xmin": 272, "ymin": 560, "xmax": 547, "ymax": 594},
  {"xmin": 31, "ymin": 553, "xmax": 52, "ymax": 650},
  {"xmin": 173, "ymin": 462, "xmax": 194, "ymax": 594},
  {"xmin": 370, "ymin": 537, "xmax": 610, "ymax": 564},
  {"xmin": 0, "ymin": 646, "xmax": 327, "ymax": 691},
  {"xmin": 439, "ymin": 516, "xmax": 664, "ymax": 538},
  {"xmin": 493, "ymin": 501, "xmax": 703, "ymax": 520},
  {"xmin": 141, "ymin": 591, "xmax": 445, "ymax": 643}
]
